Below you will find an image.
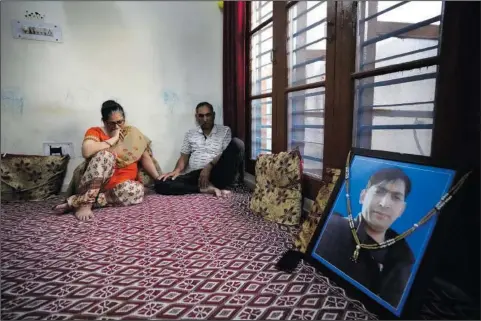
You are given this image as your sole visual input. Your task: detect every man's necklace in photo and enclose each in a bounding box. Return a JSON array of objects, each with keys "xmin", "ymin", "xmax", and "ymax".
[{"xmin": 344, "ymin": 151, "xmax": 472, "ymax": 263}]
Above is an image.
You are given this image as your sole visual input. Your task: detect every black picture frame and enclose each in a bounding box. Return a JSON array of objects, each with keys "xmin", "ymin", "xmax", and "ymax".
[{"xmin": 304, "ymin": 147, "xmax": 462, "ymax": 319}]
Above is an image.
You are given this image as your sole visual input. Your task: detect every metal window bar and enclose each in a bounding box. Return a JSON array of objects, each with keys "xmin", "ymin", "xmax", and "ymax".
[
  {"xmin": 291, "ymin": 37, "xmax": 327, "ymax": 53},
  {"xmin": 291, "ymin": 139, "xmax": 324, "ymax": 145},
  {"xmin": 358, "ymin": 124, "xmax": 433, "ymax": 131},
  {"xmin": 254, "ymin": 10, "xmax": 273, "ymax": 26},
  {"xmin": 361, "ymin": 15, "xmax": 441, "ymax": 48},
  {"xmin": 293, "ymin": 109, "xmax": 432, "ymax": 118},
  {"xmin": 291, "ymin": 17, "xmax": 327, "ymax": 39},
  {"xmin": 358, "ymin": 72, "xmax": 437, "ymax": 90},
  {"xmin": 259, "ymin": 1, "xmax": 271, "ymax": 9},
  {"xmin": 254, "ymin": 72, "xmax": 324, "ymax": 88},
  {"xmin": 251, "ymin": 61, "xmax": 273, "ymax": 70},
  {"xmin": 289, "ymin": 94, "xmax": 324, "ymax": 104},
  {"xmin": 251, "ymin": 71, "xmax": 271, "ymax": 83},
  {"xmin": 251, "ymin": 33, "xmax": 273, "ymax": 47},
  {"xmin": 250, "ymin": 35, "xmax": 273, "ymax": 46},
  {"xmin": 254, "ymin": 7, "xmax": 261, "ymax": 98},
  {"xmin": 290, "ymin": 109, "xmax": 324, "ymax": 116},
  {"xmin": 289, "ymin": 90, "xmax": 325, "ymax": 100},
  {"xmin": 290, "ymin": 73, "xmax": 326, "ymax": 87},
  {"xmin": 355, "ymin": 2, "xmax": 442, "ymax": 150},
  {"xmin": 291, "ymin": 56, "xmax": 325, "ymax": 70},
  {"xmin": 291, "ymin": 2, "xmax": 305, "ymax": 155},
  {"xmin": 251, "ymin": 109, "xmax": 272, "ymax": 114},
  {"xmin": 255, "ymin": 75, "xmax": 272, "ymax": 83},
  {"xmin": 371, "ymin": 110, "xmax": 433, "ymax": 118},
  {"xmin": 296, "ymin": 108, "xmax": 324, "ymax": 112},
  {"xmin": 251, "ymin": 118, "xmax": 272, "ymax": 122},
  {"xmin": 253, "ymin": 0, "xmax": 266, "ymax": 154},
  {"xmin": 303, "ymin": 155, "xmax": 323, "ymax": 162},
  {"xmin": 252, "ymin": 26, "xmax": 273, "ymax": 95},
  {"xmin": 251, "ymin": 3, "xmax": 261, "ymax": 29},
  {"xmin": 356, "ymin": 75, "xmax": 437, "ymax": 147},
  {"xmin": 252, "ymin": 1, "xmax": 271, "ymax": 23},
  {"xmin": 359, "ymin": 1, "xmax": 409, "ymax": 23},
  {"xmin": 251, "ymin": 83, "xmax": 272, "ymax": 93},
  {"xmin": 251, "ymin": 101, "xmax": 272, "ymax": 106},
  {"xmin": 252, "ymin": 115, "xmax": 273, "ymax": 120},
  {"xmin": 252, "ymin": 13, "xmax": 273, "ymax": 29},
  {"xmin": 251, "ymin": 36, "xmax": 272, "ymax": 81},
  {"xmin": 288, "ymin": 109, "xmax": 432, "ymax": 118},
  {"xmin": 291, "ymin": 1, "xmax": 324, "ymax": 22},
  {"xmin": 254, "ymin": 48, "xmax": 273, "ymax": 60},
  {"xmin": 253, "ymin": 141, "xmax": 273, "ymax": 155},
  {"xmin": 254, "ymin": 100, "xmax": 262, "ymax": 153},
  {"xmin": 361, "ymin": 100, "xmax": 434, "ymax": 109},
  {"xmin": 361, "ymin": 45, "xmax": 439, "ymax": 69},
  {"xmin": 253, "ymin": 124, "xmax": 324, "ymax": 131},
  {"xmin": 292, "ymin": 124, "xmax": 323, "ymax": 129}
]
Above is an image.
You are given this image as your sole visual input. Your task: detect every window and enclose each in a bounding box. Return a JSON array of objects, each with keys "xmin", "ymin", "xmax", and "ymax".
[
  {"xmin": 352, "ymin": 1, "xmax": 443, "ymax": 156},
  {"xmin": 244, "ymin": 0, "xmax": 448, "ymax": 199},
  {"xmin": 248, "ymin": 1, "xmax": 335, "ymax": 182},
  {"xmin": 287, "ymin": 1, "xmax": 328, "ymax": 179},
  {"xmin": 250, "ymin": 2, "xmax": 273, "ymax": 159}
]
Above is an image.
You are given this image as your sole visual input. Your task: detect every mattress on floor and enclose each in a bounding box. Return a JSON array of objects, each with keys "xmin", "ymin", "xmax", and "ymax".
[{"xmin": 0, "ymin": 187, "xmax": 376, "ymax": 320}]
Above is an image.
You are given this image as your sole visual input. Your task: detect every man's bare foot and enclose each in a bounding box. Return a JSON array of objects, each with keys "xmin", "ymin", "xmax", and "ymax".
[
  {"xmin": 200, "ymin": 185, "xmax": 222, "ymax": 197},
  {"xmin": 74, "ymin": 206, "xmax": 94, "ymax": 221}
]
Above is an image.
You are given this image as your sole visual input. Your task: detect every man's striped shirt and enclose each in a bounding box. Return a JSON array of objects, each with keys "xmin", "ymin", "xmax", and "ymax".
[{"xmin": 180, "ymin": 124, "xmax": 232, "ymax": 173}]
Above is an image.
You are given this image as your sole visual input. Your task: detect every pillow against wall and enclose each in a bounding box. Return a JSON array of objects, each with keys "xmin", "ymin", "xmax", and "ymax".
[
  {"xmin": 293, "ymin": 167, "xmax": 341, "ymax": 253},
  {"xmin": 1, "ymin": 154, "xmax": 70, "ymax": 202},
  {"xmin": 250, "ymin": 149, "xmax": 303, "ymax": 225}
]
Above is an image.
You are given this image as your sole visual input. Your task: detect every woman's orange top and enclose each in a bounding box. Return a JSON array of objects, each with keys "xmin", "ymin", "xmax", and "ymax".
[{"xmin": 84, "ymin": 127, "xmax": 138, "ymax": 190}]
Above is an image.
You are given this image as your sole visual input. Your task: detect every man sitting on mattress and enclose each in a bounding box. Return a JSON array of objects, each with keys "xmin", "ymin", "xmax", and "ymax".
[{"xmin": 154, "ymin": 102, "xmax": 242, "ymax": 197}]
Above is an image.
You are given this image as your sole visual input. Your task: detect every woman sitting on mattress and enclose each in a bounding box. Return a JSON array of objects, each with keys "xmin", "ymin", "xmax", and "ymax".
[{"xmin": 53, "ymin": 100, "xmax": 162, "ymax": 221}]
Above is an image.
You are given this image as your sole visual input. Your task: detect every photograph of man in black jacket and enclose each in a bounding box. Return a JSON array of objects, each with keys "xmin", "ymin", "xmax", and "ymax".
[{"xmin": 314, "ymin": 167, "xmax": 415, "ymax": 308}]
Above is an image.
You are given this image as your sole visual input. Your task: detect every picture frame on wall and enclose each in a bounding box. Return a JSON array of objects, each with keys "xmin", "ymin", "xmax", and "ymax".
[{"xmin": 304, "ymin": 148, "xmax": 466, "ymax": 319}]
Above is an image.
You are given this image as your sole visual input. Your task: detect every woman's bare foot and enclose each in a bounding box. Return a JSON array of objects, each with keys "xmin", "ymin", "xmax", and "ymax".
[
  {"xmin": 75, "ymin": 206, "xmax": 94, "ymax": 221},
  {"xmin": 52, "ymin": 203, "xmax": 72, "ymax": 214},
  {"xmin": 200, "ymin": 185, "xmax": 222, "ymax": 197},
  {"xmin": 220, "ymin": 190, "xmax": 231, "ymax": 197}
]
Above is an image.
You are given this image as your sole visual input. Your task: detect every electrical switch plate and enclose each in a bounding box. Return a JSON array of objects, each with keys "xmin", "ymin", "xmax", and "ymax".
[{"xmin": 11, "ymin": 19, "xmax": 63, "ymax": 43}]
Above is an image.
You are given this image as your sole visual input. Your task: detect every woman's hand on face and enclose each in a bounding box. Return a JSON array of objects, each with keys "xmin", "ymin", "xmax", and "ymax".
[
  {"xmin": 110, "ymin": 128, "xmax": 123, "ymax": 144},
  {"xmin": 109, "ymin": 130, "xmax": 120, "ymax": 145}
]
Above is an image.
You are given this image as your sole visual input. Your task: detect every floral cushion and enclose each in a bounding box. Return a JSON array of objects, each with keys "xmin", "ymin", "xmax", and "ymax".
[
  {"xmin": 250, "ymin": 150, "xmax": 303, "ymax": 225},
  {"xmin": 293, "ymin": 168, "xmax": 341, "ymax": 253},
  {"xmin": 1, "ymin": 154, "xmax": 70, "ymax": 202}
]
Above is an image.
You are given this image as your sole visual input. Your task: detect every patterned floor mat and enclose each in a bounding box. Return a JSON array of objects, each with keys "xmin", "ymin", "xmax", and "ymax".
[{"xmin": 1, "ymin": 188, "xmax": 377, "ymax": 320}]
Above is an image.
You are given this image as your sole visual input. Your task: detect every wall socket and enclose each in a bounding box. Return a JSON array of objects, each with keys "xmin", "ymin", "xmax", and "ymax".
[{"xmin": 43, "ymin": 142, "xmax": 74, "ymax": 157}]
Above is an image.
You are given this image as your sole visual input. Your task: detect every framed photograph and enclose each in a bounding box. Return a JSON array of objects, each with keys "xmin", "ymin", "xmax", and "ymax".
[{"xmin": 305, "ymin": 148, "xmax": 460, "ymax": 319}]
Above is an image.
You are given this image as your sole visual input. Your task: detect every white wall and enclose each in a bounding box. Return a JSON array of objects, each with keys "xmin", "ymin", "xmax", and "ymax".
[{"xmin": 1, "ymin": 1, "xmax": 223, "ymax": 189}]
